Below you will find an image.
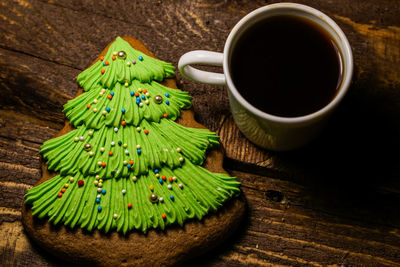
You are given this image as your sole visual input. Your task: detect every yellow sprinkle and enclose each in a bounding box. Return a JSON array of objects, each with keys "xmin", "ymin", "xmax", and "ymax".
[{"xmin": 149, "ymin": 185, "xmax": 154, "ymax": 191}]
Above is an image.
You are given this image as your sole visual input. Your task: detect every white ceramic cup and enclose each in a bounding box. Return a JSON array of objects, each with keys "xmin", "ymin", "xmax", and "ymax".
[{"xmin": 178, "ymin": 3, "xmax": 353, "ymax": 151}]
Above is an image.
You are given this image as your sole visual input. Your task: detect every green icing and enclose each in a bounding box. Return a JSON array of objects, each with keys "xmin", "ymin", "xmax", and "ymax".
[
  {"xmin": 63, "ymin": 80, "xmax": 192, "ymax": 129},
  {"xmin": 77, "ymin": 37, "xmax": 175, "ymax": 89},
  {"xmin": 25, "ymin": 161, "xmax": 239, "ymax": 234},
  {"xmin": 25, "ymin": 36, "xmax": 240, "ymax": 234},
  {"xmin": 40, "ymin": 119, "xmax": 219, "ymax": 179}
]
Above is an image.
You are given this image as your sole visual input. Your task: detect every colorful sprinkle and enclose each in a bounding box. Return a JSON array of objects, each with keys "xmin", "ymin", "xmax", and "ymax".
[
  {"xmin": 121, "ymin": 108, "xmax": 126, "ymax": 113},
  {"xmin": 165, "ymin": 100, "xmax": 170, "ymax": 105},
  {"xmin": 109, "ymin": 151, "xmax": 113, "ymax": 156},
  {"xmin": 96, "ymin": 198, "xmax": 100, "ymax": 203},
  {"xmin": 161, "ymin": 214, "xmax": 167, "ymax": 220},
  {"xmin": 170, "ymin": 195, "xmax": 174, "ymax": 201},
  {"xmin": 139, "ymin": 56, "xmax": 143, "ymax": 61},
  {"xmin": 159, "ymin": 179, "xmax": 163, "ymax": 184},
  {"xmin": 159, "ymin": 197, "xmax": 164, "ymax": 202},
  {"xmin": 101, "ymin": 162, "xmax": 106, "ymax": 167},
  {"xmin": 107, "ymin": 94, "xmax": 112, "ymax": 99},
  {"xmin": 98, "ymin": 206, "xmax": 102, "ymax": 212},
  {"xmin": 163, "ymin": 113, "xmax": 168, "ymax": 118},
  {"xmin": 57, "ymin": 192, "xmax": 62, "ymax": 198},
  {"xmin": 78, "ymin": 180, "xmax": 84, "ymax": 187},
  {"xmin": 135, "ymin": 92, "xmax": 140, "ymax": 97},
  {"xmin": 101, "ymin": 69, "xmax": 105, "ymax": 74},
  {"xmin": 168, "ymin": 177, "xmax": 173, "ymax": 182},
  {"xmin": 162, "ymin": 175, "xmax": 166, "ymax": 181},
  {"xmin": 129, "ymin": 160, "xmax": 134, "ymax": 165},
  {"xmin": 102, "ymin": 189, "xmax": 106, "ymax": 194},
  {"xmin": 132, "ymin": 176, "xmax": 137, "ymax": 182},
  {"xmin": 112, "ymin": 56, "xmax": 116, "ymax": 60},
  {"xmin": 121, "ymin": 120, "xmax": 126, "ymax": 126},
  {"xmin": 122, "ymin": 189, "xmax": 126, "ymax": 194},
  {"xmin": 144, "ymin": 129, "xmax": 149, "ymax": 135},
  {"xmin": 167, "ymin": 184, "xmax": 172, "ymax": 189},
  {"xmin": 137, "ymin": 149, "xmax": 141, "ymax": 154},
  {"xmin": 130, "ymin": 91, "xmax": 135, "ymax": 96},
  {"xmin": 149, "ymin": 185, "xmax": 154, "ymax": 191},
  {"xmin": 99, "ymin": 56, "xmax": 104, "ymax": 61},
  {"xmin": 61, "ymin": 188, "xmax": 66, "ymax": 193},
  {"xmin": 165, "ymin": 93, "xmax": 170, "ymax": 97},
  {"xmin": 179, "ymin": 183, "xmax": 183, "ymax": 188},
  {"xmin": 154, "ymin": 169, "xmax": 159, "ymax": 174},
  {"xmin": 110, "ymin": 92, "xmax": 114, "ymax": 96},
  {"xmin": 127, "ymin": 203, "xmax": 132, "ymax": 209},
  {"xmin": 87, "ymin": 104, "xmax": 91, "ymax": 109}
]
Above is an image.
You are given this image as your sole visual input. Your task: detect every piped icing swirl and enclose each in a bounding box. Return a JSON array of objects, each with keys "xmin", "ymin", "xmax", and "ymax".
[{"xmin": 25, "ymin": 36, "xmax": 240, "ymax": 233}]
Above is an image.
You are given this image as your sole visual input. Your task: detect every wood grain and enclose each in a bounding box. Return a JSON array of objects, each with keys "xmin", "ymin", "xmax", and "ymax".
[{"xmin": 1, "ymin": 0, "xmax": 400, "ymax": 266}]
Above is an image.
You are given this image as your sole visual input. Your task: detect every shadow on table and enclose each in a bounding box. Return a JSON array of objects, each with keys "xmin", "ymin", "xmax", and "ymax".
[{"xmin": 279, "ymin": 80, "xmax": 400, "ymax": 227}]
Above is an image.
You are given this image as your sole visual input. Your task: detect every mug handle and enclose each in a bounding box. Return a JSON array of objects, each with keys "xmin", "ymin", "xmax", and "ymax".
[{"xmin": 178, "ymin": 50, "xmax": 226, "ymax": 85}]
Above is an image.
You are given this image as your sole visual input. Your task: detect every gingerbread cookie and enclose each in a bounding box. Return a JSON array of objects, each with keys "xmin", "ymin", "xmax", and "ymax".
[{"xmin": 22, "ymin": 37, "xmax": 245, "ymax": 266}]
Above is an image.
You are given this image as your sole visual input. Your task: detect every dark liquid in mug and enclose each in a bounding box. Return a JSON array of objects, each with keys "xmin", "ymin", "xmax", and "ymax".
[{"xmin": 230, "ymin": 15, "xmax": 343, "ymax": 117}]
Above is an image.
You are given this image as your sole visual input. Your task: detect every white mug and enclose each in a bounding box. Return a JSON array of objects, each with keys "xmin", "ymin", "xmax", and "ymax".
[{"xmin": 178, "ymin": 3, "xmax": 353, "ymax": 151}]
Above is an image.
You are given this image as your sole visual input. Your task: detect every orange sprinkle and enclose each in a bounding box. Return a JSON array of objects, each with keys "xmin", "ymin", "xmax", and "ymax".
[
  {"xmin": 112, "ymin": 56, "xmax": 116, "ymax": 60},
  {"xmin": 109, "ymin": 151, "xmax": 113, "ymax": 156},
  {"xmin": 163, "ymin": 113, "xmax": 168, "ymax": 118},
  {"xmin": 127, "ymin": 203, "xmax": 132, "ymax": 209},
  {"xmin": 101, "ymin": 69, "xmax": 105, "ymax": 74},
  {"xmin": 99, "ymin": 56, "xmax": 104, "ymax": 61},
  {"xmin": 57, "ymin": 192, "xmax": 62, "ymax": 198},
  {"xmin": 105, "ymin": 61, "xmax": 109, "ymax": 66},
  {"xmin": 161, "ymin": 214, "xmax": 166, "ymax": 220},
  {"xmin": 121, "ymin": 120, "xmax": 126, "ymax": 126},
  {"xmin": 101, "ymin": 162, "xmax": 106, "ymax": 167},
  {"xmin": 107, "ymin": 94, "xmax": 112, "ymax": 99},
  {"xmin": 144, "ymin": 129, "xmax": 149, "ymax": 135},
  {"xmin": 143, "ymin": 89, "xmax": 147, "ymax": 93},
  {"xmin": 129, "ymin": 160, "xmax": 134, "ymax": 165},
  {"xmin": 162, "ymin": 175, "xmax": 166, "ymax": 181},
  {"xmin": 135, "ymin": 92, "xmax": 139, "ymax": 97},
  {"xmin": 61, "ymin": 188, "xmax": 66, "ymax": 193},
  {"xmin": 87, "ymin": 104, "xmax": 91, "ymax": 109},
  {"xmin": 168, "ymin": 177, "xmax": 173, "ymax": 182}
]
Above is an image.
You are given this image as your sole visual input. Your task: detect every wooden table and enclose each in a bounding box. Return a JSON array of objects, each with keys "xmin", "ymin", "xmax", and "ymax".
[{"xmin": 1, "ymin": 0, "xmax": 400, "ymax": 266}]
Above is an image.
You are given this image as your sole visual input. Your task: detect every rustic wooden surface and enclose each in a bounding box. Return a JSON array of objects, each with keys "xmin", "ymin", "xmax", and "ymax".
[{"xmin": 1, "ymin": 0, "xmax": 400, "ymax": 266}]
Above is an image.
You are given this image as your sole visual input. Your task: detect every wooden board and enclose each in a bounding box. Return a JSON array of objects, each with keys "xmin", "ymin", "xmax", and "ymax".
[{"xmin": 1, "ymin": 0, "xmax": 400, "ymax": 266}]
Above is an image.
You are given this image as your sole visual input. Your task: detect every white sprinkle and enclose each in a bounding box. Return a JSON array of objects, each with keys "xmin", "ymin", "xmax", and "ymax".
[
  {"xmin": 125, "ymin": 150, "xmax": 129, "ymax": 155},
  {"xmin": 122, "ymin": 189, "xmax": 126, "ymax": 194},
  {"xmin": 79, "ymin": 136, "xmax": 84, "ymax": 141},
  {"xmin": 97, "ymin": 188, "xmax": 102, "ymax": 192},
  {"xmin": 136, "ymin": 144, "xmax": 141, "ymax": 149},
  {"xmin": 111, "ymin": 141, "xmax": 115, "ymax": 146},
  {"xmin": 159, "ymin": 197, "xmax": 164, "ymax": 202},
  {"xmin": 179, "ymin": 183, "xmax": 183, "ymax": 188},
  {"xmin": 167, "ymin": 185, "xmax": 172, "ymax": 190},
  {"xmin": 93, "ymin": 99, "xmax": 98, "ymax": 103},
  {"xmin": 114, "ymin": 127, "xmax": 118, "ymax": 132}
]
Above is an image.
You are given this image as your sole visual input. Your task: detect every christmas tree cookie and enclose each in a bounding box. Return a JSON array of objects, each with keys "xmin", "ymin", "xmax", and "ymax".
[{"xmin": 24, "ymin": 37, "xmax": 241, "ymax": 235}]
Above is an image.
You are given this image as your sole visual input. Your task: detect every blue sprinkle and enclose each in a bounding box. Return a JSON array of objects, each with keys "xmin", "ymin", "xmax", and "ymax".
[
  {"xmin": 121, "ymin": 108, "xmax": 126, "ymax": 113},
  {"xmin": 165, "ymin": 93, "xmax": 170, "ymax": 97},
  {"xmin": 136, "ymin": 96, "xmax": 141, "ymax": 100},
  {"xmin": 118, "ymin": 141, "xmax": 122, "ymax": 146},
  {"xmin": 103, "ymin": 62, "xmax": 106, "ymax": 66},
  {"xmin": 102, "ymin": 189, "xmax": 106, "ymax": 194},
  {"xmin": 110, "ymin": 92, "xmax": 114, "ymax": 96},
  {"xmin": 106, "ymin": 107, "xmax": 111, "ymax": 112},
  {"xmin": 98, "ymin": 206, "xmax": 102, "ymax": 212},
  {"xmin": 138, "ymin": 56, "xmax": 143, "ymax": 61},
  {"xmin": 141, "ymin": 95, "xmax": 146, "ymax": 99},
  {"xmin": 154, "ymin": 169, "xmax": 159, "ymax": 174},
  {"xmin": 137, "ymin": 149, "xmax": 141, "ymax": 155},
  {"xmin": 165, "ymin": 100, "xmax": 170, "ymax": 105},
  {"xmin": 127, "ymin": 164, "xmax": 131, "ymax": 169},
  {"xmin": 159, "ymin": 179, "xmax": 163, "ymax": 184},
  {"xmin": 130, "ymin": 91, "xmax": 134, "ymax": 96},
  {"xmin": 170, "ymin": 195, "xmax": 174, "ymax": 201},
  {"xmin": 96, "ymin": 198, "xmax": 100, "ymax": 203}
]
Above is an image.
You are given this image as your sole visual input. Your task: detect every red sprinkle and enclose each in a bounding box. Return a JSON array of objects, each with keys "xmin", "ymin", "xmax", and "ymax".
[
  {"xmin": 112, "ymin": 56, "xmax": 116, "ymax": 60},
  {"xmin": 57, "ymin": 192, "xmax": 63, "ymax": 198},
  {"xmin": 168, "ymin": 177, "xmax": 173, "ymax": 182},
  {"xmin": 61, "ymin": 188, "xmax": 66, "ymax": 193},
  {"xmin": 121, "ymin": 120, "xmax": 126, "ymax": 126},
  {"xmin": 101, "ymin": 162, "xmax": 106, "ymax": 167},
  {"xmin": 101, "ymin": 69, "xmax": 105, "ymax": 74},
  {"xmin": 127, "ymin": 203, "xmax": 132, "ymax": 209},
  {"xmin": 109, "ymin": 151, "xmax": 113, "ymax": 156},
  {"xmin": 161, "ymin": 214, "xmax": 167, "ymax": 220},
  {"xmin": 161, "ymin": 175, "xmax": 166, "ymax": 181},
  {"xmin": 129, "ymin": 160, "xmax": 134, "ymax": 165},
  {"xmin": 144, "ymin": 129, "xmax": 149, "ymax": 135},
  {"xmin": 78, "ymin": 180, "xmax": 84, "ymax": 187},
  {"xmin": 99, "ymin": 56, "xmax": 104, "ymax": 61},
  {"xmin": 163, "ymin": 113, "xmax": 168, "ymax": 118},
  {"xmin": 134, "ymin": 92, "xmax": 140, "ymax": 97},
  {"xmin": 87, "ymin": 104, "xmax": 91, "ymax": 109}
]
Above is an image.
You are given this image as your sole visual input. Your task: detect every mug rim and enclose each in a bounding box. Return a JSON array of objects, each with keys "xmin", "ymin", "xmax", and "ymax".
[{"xmin": 223, "ymin": 3, "xmax": 354, "ymax": 125}]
